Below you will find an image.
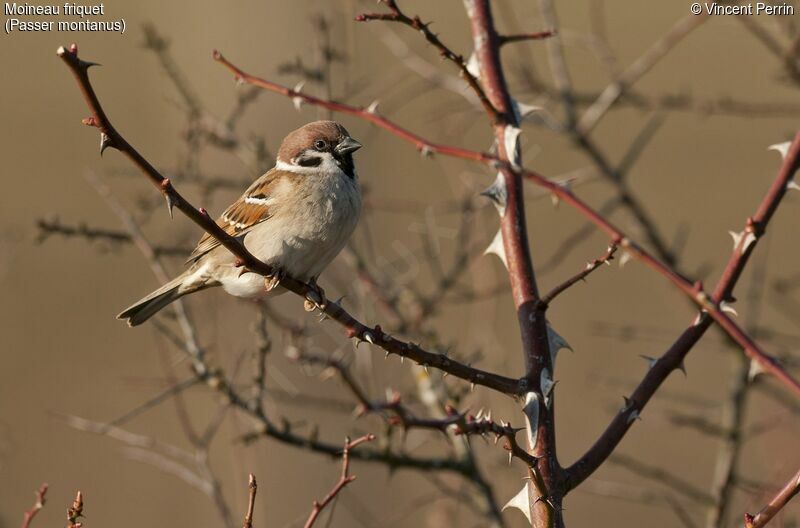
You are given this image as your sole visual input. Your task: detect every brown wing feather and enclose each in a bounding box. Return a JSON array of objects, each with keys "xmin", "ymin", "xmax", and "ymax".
[{"xmin": 186, "ymin": 169, "xmax": 286, "ymax": 263}]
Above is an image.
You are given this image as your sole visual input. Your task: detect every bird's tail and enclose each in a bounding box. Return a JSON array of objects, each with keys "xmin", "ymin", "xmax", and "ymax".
[{"xmin": 117, "ymin": 272, "xmax": 206, "ymax": 327}]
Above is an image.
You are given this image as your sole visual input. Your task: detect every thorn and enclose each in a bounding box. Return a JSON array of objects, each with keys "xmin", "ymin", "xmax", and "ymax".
[
  {"xmin": 470, "ymin": 382, "xmax": 475, "ymax": 392},
  {"xmin": 78, "ymin": 59, "xmax": 101, "ymax": 70},
  {"xmin": 626, "ymin": 409, "xmax": 641, "ymax": 424},
  {"xmin": 639, "ymin": 355, "xmax": 658, "ymax": 369},
  {"xmin": 292, "ymin": 81, "xmax": 305, "ymax": 110},
  {"xmin": 99, "ymin": 132, "xmax": 113, "ymax": 156},
  {"xmin": 767, "ymin": 141, "xmax": 791, "ymax": 159},
  {"xmin": 618, "ymin": 249, "xmax": 633, "ymax": 268},
  {"xmin": 677, "ymin": 360, "xmax": 687, "ymax": 376},
  {"xmin": 366, "ymin": 100, "xmax": 380, "ymax": 114},
  {"xmin": 484, "ymin": 228, "xmax": 508, "ymax": 269},
  {"xmin": 160, "ymin": 179, "xmax": 175, "ymax": 218},
  {"xmin": 480, "ymin": 172, "xmax": 507, "ymax": 216},
  {"xmin": 720, "ymin": 300, "xmax": 738, "ymax": 317},
  {"xmin": 729, "ymin": 229, "xmax": 757, "ymax": 253}
]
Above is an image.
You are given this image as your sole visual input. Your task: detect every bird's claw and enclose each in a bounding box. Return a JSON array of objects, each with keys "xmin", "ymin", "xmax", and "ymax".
[
  {"xmin": 304, "ymin": 278, "xmax": 326, "ymax": 312},
  {"xmin": 264, "ymin": 268, "xmax": 285, "ymax": 292}
]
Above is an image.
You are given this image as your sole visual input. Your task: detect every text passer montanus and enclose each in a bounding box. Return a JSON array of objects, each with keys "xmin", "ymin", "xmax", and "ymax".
[{"xmin": 118, "ymin": 121, "xmax": 362, "ymax": 326}]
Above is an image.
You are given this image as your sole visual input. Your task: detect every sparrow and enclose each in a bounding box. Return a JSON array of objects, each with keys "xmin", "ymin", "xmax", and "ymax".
[{"xmin": 118, "ymin": 120, "xmax": 363, "ymax": 326}]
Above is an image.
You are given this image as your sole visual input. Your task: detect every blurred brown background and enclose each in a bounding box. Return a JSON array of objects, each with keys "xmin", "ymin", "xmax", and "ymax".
[{"xmin": 1, "ymin": 1, "xmax": 799, "ymax": 527}]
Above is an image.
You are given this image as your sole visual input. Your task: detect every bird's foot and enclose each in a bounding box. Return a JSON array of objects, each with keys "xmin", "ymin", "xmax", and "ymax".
[
  {"xmin": 304, "ymin": 277, "xmax": 326, "ymax": 312},
  {"xmin": 264, "ymin": 268, "xmax": 286, "ymax": 292}
]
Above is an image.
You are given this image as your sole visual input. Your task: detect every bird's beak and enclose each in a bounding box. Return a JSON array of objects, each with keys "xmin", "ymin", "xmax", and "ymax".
[{"xmin": 335, "ymin": 137, "xmax": 362, "ymax": 155}]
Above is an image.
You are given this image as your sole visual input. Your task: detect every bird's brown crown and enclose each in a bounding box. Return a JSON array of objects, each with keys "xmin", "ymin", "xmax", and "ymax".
[{"xmin": 277, "ymin": 121, "xmax": 352, "ymax": 163}]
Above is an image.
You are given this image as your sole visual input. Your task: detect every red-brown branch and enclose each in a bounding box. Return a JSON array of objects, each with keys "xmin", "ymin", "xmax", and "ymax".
[
  {"xmin": 212, "ymin": 49, "xmax": 800, "ymax": 399},
  {"xmin": 303, "ymin": 434, "xmax": 375, "ymax": 528},
  {"xmin": 57, "ymin": 43, "xmax": 521, "ymax": 396},
  {"xmin": 20, "ymin": 483, "xmax": 47, "ymax": 528},
  {"xmin": 460, "ymin": 1, "xmax": 564, "ymax": 524},
  {"xmin": 744, "ymin": 467, "xmax": 800, "ymax": 528}
]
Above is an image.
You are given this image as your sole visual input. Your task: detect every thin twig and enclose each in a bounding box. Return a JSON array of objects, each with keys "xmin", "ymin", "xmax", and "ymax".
[
  {"xmin": 355, "ymin": 0, "xmax": 501, "ymax": 122},
  {"xmin": 304, "ymin": 434, "xmax": 376, "ymax": 528},
  {"xmin": 66, "ymin": 491, "xmax": 83, "ymax": 528},
  {"xmin": 20, "ymin": 484, "xmax": 47, "ymax": 528},
  {"xmin": 744, "ymin": 467, "xmax": 800, "ymax": 528},
  {"xmin": 242, "ymin": 474, "xmax": 257, "ymax": 528},
  {"xmin": 540, "ymin": 244, "xmax": 617, "ymax": 305}
]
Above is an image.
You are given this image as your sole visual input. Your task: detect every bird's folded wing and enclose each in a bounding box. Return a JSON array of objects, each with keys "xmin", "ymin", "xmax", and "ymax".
[{"xmin": 186, "ymin": 168, "xmax": 286, "ymax": 263}]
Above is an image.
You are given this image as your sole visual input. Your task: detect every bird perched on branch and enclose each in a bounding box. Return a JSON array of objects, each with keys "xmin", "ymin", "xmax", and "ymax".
[{"xmin": 118, "ymin": 120, "xmax": 362, "ymax": 326}]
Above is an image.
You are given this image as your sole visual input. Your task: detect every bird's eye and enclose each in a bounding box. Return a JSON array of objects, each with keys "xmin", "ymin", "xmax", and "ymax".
[{"xmin": 314, "ymin": 140, "xmax": 327, "ymax": 151}]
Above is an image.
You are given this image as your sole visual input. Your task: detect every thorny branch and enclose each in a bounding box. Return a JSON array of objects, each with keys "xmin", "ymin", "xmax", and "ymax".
[
  {"xmin": 57, "ymin": 43, "xmax": 521, "ymax": 395},
  {"xmin": 565, "ymin": 135, "xmax": 800, "ymax": 490},
  {"xmin": 57, "ymin": 173, "xmax": 508, "ymax": 523},
  {"xmin": 289, "ymin": 349, "xmax": 535, "ymax": 466}
]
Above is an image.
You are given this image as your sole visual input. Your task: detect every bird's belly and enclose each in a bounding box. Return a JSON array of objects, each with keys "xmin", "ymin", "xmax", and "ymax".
[
  {"xmin": 219, "ymin": 272, "xmax": 280, "ymax": 299},
  {"xmin": 218, "ymin": 175, "xmax": 361, "ymax": 298}
]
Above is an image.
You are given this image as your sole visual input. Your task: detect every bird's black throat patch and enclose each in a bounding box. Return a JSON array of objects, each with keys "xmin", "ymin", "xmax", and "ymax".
[{"xmin": 334, "ymin": 152, "xmax": 356, "ymax": 179}]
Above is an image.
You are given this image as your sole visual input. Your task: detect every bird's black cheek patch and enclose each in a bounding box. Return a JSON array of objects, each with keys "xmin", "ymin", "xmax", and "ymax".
[{"xmin": 297, "ymin": 155, "xmax": 323, "ymax": 168}]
